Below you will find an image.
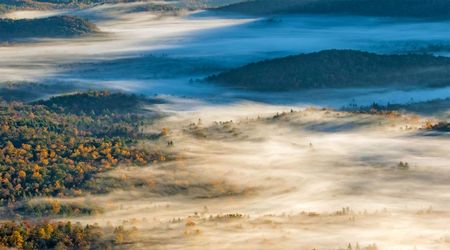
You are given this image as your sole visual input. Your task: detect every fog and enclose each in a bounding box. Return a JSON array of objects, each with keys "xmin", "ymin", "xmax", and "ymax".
[
  {"xmin": 1, "ymin": 3, "xmax": 450, "ymax": 249},
  {"xmin": 56, "ymin": 105, "xmax": 449, "ymax": 249},
  {"xmin": 1, "ymin": 4, "xmax": 450, "ymax": 106},
  {"xmin": 0, "ymin": 10, "xmax": 64, "ymax": 19}
]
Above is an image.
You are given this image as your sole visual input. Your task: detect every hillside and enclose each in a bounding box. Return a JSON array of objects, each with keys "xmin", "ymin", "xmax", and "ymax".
[
  {"xmin": 0, "ymin": 0, "xmax": 242, "ymax": 13},
  {"xmin": 0, "ymin": 0, "xmax": 140, "ymax": 14},
  {"xmin": 181, "ymin": 0, "xmax": 247, "ymax": 8},
  {"xmin": 35, "ymin": 90, "xmax": 160, "ymax": 115},
  {"xmin": 206, "ymin": 50, "xmax": 450, "ymax": 91},
  {"xmin": 0, "ymin": 90, "xmax": 166, "ymax": 205},
  {"xmin": 0, "ymin": 15, "xmax": 99, "ymax": 40},
  {"xmin": 215, "ymin": 0, "xmax": 450, "ymax": 19},
  {"xmin": 343, "ymin": 97, "xmax": 450, "ymax": 117}
]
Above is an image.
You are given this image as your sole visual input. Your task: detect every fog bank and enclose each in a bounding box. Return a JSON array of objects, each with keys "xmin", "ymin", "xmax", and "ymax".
[
  {"xmin": 1, "ymin": 5, "xmax": 450, "ymax": 106},
  {"xmin": 58, "ymin": 106, "xmax": 450, "ymax": 249}
]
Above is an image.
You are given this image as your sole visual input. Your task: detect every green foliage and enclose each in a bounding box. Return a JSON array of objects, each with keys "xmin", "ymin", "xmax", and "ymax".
[
  {"xmin": 14, "ymin": 199, "xmax": 104, "ymax": 217},
  {"xmin": 0, "ymin": 91, "xmax": 164, "ymax": 204},
  {"xmin": 0, "ymin": 221, "xmax": 116, "ymax": 249},
  {"xmin": 0, "ymin": 15, "xmax": 99, "ymax": 41},
  {"xmin": 216, "ymin": 0, "xmax": 450, "ymax": 19},
  {"xmin": 207, "ymin": 50, "xmax": 450, "ymax": 91},
  {"xmin": 0, "ymin": 4, "xmax": 6, "ymax": 14},
  {"xmin": 0, "ymin": 83, "xmax": 76, "ymax": 103},
  {"xmin": 0, "ymin": 0, "xmax": 168, "ymax": 10},
  {"xmin": 36, "ymin": 90, "xmax": 154, "ymax": 116}
]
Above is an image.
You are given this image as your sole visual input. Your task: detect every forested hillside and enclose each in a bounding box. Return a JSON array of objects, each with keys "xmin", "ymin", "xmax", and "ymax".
[
  {"xmin": 0, "ymin": 15, "xmax": 99, "ymax": 40},
  {"xmin": 0, "ymin": 0, "xmax": 138, "ymax": 15},
  {"xmin": 0, "ymin": 90, "xmax": 170, "ymax": 249},
  {"xmin": 207, "ymin": 50, "xmax": 450, "ymax": 91},
  {"xmin": 0, "ymin": 91, "xmax": 167, "ymax": 204},
  {"xmin": 215, "ymin": 0, "xmax": 450, "ymax": 19}
]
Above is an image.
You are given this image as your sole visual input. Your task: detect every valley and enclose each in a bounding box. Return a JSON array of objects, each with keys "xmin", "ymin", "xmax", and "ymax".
[{"xmin": 0, "ymin": 1, "xmax": 449, "ymax": 249}]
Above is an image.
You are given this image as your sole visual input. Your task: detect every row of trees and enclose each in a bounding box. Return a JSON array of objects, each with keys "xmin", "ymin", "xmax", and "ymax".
[
  {"xmin": 14, "ymin": 199, "xmax": 104, "ymax": 217},
  {"xmin": 0, "ymin": 221, "xmax": 131, "ymax": 249}
]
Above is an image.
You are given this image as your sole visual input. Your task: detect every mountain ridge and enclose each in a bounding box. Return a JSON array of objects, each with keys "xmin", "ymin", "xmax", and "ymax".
[
  {"xmin": 0, "ymin": 15, "xmax": 100, "ymax": 41},
  {"xmin": 206, "ymin": 49, "xmax": 450, "ymax": 91},
  {"xmin": 214, "ymin": 0, "xmax": 450, "ymax": 20}
]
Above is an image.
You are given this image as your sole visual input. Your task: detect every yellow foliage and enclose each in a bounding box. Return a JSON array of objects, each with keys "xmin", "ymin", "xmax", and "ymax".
[
  {"xmin": 21, "ymin": 143, "xmax": 31, "ymax": 151},
  {"xmin": 161, "ymin": 127, "xmax": 170, "ymax": 136},
  {"xmin": 32, "ymin": 171, "xmax": 42, "ymax": 180},
  {"xmin": 38, "ymin": 228, "xmax": 46, "ymax": 239},
  {"xmin": 1, "ymin": 124, "xmax": 10, "ymax": 132},
  {"xmin": 92, "ymin": 151, "xmax": 99, "ymax": 159},
  {"xmin": 51, "ymin": 200, "xmax": 61, "ymax": 214},
  {"xmin": 33, "ymin": 164, "xmax": 41, "ymax": 172},
  {"xmin": 41, "ymin": 158, "xmax": 49, "ymax": 165},
  {"xmin": 11, "ymin": 230, "xmax": 24, "ymax": 248},
  {"xmin": 18, "ymin": 170, "xmax": 26, "ymax": 179},
  {"xmin": 185, "ymin": 219, "xmax": 196, "ymax": 227}
]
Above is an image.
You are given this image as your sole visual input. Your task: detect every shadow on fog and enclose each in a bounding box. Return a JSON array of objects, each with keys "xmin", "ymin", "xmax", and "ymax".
[
  {"xmin": 2, "ymin": 8, "xmax": 450, "ymax": 108},
  {"xmin": 56, "ymin": 10, "xmax": 450, "ymax": 80}
]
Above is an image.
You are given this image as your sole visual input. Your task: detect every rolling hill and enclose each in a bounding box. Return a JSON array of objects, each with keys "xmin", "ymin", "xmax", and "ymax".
[
  {"xmin": 0, "ymin": 15, "xmax": 99, "ymax": 40},
  {"xmin": 215, "ymin": 0, "xmax": 450, "ymax": 19},
  {"xmin": 206, "ymin": 50, "xmax": 450, "ymax": 91}
]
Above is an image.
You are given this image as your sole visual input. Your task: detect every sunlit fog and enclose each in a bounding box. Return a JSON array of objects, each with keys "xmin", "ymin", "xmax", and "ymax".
[{"xmin": 0, "ymin": 1, "xmax": 449, "ymax": 249}]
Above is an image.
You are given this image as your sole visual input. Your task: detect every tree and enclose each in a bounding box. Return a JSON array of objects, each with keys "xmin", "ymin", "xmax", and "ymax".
[{"xmin": 10, "ymin": 230, "xmax": 24, "ymax": 248}]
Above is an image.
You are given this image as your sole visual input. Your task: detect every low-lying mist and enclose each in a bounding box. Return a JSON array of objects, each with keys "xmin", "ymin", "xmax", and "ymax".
[
  {"xmin": 51, "ymin": 103, "xmax": 450, "ymax": 249},
  {"xmin": 1, "ymin": 2, "xmax": 449, "ymax": 249},
  {"xmin": 1, "ymin": 4, "xmax": 450, "ymax": 105}
]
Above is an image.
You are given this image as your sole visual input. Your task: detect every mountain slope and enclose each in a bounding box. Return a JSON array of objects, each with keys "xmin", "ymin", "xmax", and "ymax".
[
  {"xmin": 206, "ymin": 50, "xmax": 450, "ymax": 91},
  {"xmin": 215, "ymin": 0, "xmax": 450, "ymax": 19},
  {"xmin": 0, "ymin": 15, "xmax": 99, "ymax": 40}
]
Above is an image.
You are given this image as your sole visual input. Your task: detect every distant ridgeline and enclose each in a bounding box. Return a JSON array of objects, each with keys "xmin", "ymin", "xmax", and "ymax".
[
  {"xmin": 0, "ymin": 0, "xmax": 117, "ymax": 8},
  {"xmin": 34, "ymin": 90, "xmax": 160, "ymax": 115},
  {"xmin": 206, "ymin": 50, "xmax": 450, "ymax": 91},
  {"xmin": 0, "ymin": 0, "xmax": 75, "ymax": 14},
  {"xmin": 215, "ymin": 0, "xmax": 450, "ymax": 19},
  {"xmin": 0, "ymin": 0, "xmax": 167, "ymax": 11},
  {"xmin": 0, "ymin": 15, "xmax": 99, "ymax": 40}
]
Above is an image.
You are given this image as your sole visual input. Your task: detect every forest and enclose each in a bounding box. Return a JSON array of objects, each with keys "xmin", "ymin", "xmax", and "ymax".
[
  {"xmin": 0, "ymin": 91, "xmax": 166, "ymax": 205},
  {"xmin": 0, "ymin": 0, "xmax": 125, "ymax": 9},
  {"xmin": 343, "ymin": 98, "xmax": 450, "ymax": 117},
  {"xmin": 215, "ymin": 0, "xmax": 450, "ymax": 19},
  {"xmin": 207, "ymin": 50, "xmax": 450, "ymax": 91},
  {"xmin": 0, "ymin": 91, "xmax": 169, "ymax": 249},
  {"xmin": 0, "ymin": 16, "xmax": 99, "ymax": 40},
  {"xmin": 0, "ymin": 0, "xmax": 193, "ymax": 14},
  {"xmin": 0, "ymin": 0, "xmax": 449, "ymax": 249},
  {"xmin": 35, "ymin": 91, "xmax": 161, "ymax": 116},
  {"xmin": 0, "ymin": 221, "xmax": 133, "ymax": 249}
]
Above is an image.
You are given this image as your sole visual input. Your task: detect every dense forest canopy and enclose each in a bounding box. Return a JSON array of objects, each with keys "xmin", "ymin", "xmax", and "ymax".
[
  {"xmin": 215, "ymin": 0, "xmax": 450, "ymax": 19},
  {"xmin": 206, "ymin": 50, "xmax": 450, "ymax": 91},
  {"xmin": 0, "ymin": 15, "xmax": 99, "ymax": 40},
  {"xmin": 0, "ymin": 221, "xmax": 132, "ymax": 249},
  {"xmin": 0, "ymin": 91, "xmax": 167, "ymax": 249},
  {"xmin": 0, "ymin": 0, "xmax": 103, "ymax": 12},
  {"xmin": 35, "ymin": 91, "xmax": 159, "ymax": 115},
  {"xmin": 0, "ymin": 91, "xmax": 166, "ymax": 204},
  {"xmin": 0, "ymin": 0, "xmax": 242, "ymax": 13},
  {"xmin": 0, "ymin": 0, "xmax": 130, "ymax": 7}
]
